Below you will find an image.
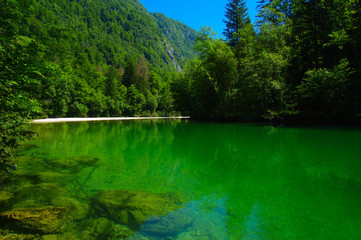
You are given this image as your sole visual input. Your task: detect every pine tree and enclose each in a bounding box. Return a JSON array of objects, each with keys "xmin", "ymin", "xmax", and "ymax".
[
  {"xmin": 256, "ymin": 0, "xmax": 293, "ymax": 26},
  {"xmin": 223, "ymin": 0, "xmax": 250, "ymax": 48}
]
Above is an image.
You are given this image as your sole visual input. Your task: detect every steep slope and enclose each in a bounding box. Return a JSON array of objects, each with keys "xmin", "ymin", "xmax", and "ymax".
[
  {"xmin": 23, "ymin": 0, "xmax": 196, "ymax": 71},
  {"xmin": 152, "ymin": 13, "xmax": 198, "ymax": 61},
  {"xmin": 2, "ymin": 0, "xmax": 199, "ymax": 118}
]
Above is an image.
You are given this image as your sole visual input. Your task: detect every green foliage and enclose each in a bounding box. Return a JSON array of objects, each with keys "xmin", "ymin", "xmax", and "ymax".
[
  {"xmin": 175, "ymin": 0, "xmax": 361, "ymax": 123},
  {"xmin": 152, "ymin": 13, "xmax": 198, "ymax": 61},
  {"xmin": 0, "ymin": 0, "xmax": 44, "ymax": 174},
  {"xmin": 174, "ymin": 28, "xmax": 238, "ymax": 119},
  {"xmin": 223, "ymin": 0, "xmax": 251, "ymax": 48},
  {"xmin": 1, "ymin": 0, "xmax": 197, "ymax": 122},
  {"xmin": 297, "ymin": 59, "xmax": 353, "ymax": 118}
]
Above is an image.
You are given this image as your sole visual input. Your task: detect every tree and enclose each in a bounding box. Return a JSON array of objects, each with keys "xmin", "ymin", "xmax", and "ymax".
[
  {"xmin": 174, "ymin": 27, "xmax": 238, "ymax": 119},
  {"xmin": 123, "ymin": 57, "xmax": 136, "ymax": 88},
  {"xmin": 135, "ymin": 56, "xmax": 149, "ymax": 93},
  {"xmin": 0, "ymin": 0, "xmax": 43, "ymax": 174},
  {"xmin": 223, "ymin": 0, "xmax": 251, "ymax": 49},
  {"xmin": 297, "ymin": 59, "xmax": 354, "ymax": 120}
]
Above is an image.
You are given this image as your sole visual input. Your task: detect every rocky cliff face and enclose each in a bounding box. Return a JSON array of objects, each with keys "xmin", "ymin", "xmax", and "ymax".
[
  {"xmin": 162, "ymin": 40, "xmax": 182, "ymax": 72},
  {"xmin": 152, "ymin": 12, "xmax": 198, "ymax": 64}
]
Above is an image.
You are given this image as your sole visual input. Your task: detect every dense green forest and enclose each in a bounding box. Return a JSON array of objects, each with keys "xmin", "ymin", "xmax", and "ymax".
[
  {"xmin": 1, "ymin": 0, "xmax": 361, "ymax": 172},
  {"xmin": 174, "ymin": 0, "xmax": 361, "ymax": 122},
  {"xmin": 1, "ymin": 0, "xmax": 198, "ymax": 119},
  {"xmin": 0, "ymin": 0, "xmax": 198, "ymax": 172}
]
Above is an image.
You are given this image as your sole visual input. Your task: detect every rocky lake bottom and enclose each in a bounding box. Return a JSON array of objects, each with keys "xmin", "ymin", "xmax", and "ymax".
[
  {"xmin": 1, "ymin": 121, "xmax": 361, "ymax": 239},
  {"xmin": 0, "ymin": 151, "xmax": 227, "ymax": 240}
]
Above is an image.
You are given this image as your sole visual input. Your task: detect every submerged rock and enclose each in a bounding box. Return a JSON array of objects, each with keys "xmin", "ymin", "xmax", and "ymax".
[
  {"xmin": 41, "ymin": 235, "xmax": 58, "ymax": 240},
  {"xmin": 0, "ymin": 206, "xmax": 69, "ymax": 233},
  {"xmin": 49, "ymin": 156, "xmax": 100, "ymax": 173},
  {"xmin": 126, "ymin": 235, "xmax": 150, "ymax": 240},
  {"xmin": 61, "ymin": 217, "xmax": 115, "ymax": 240},
  {"xmin": 0, "ymin": 191, "xmax": 14, "ymax": 203},
  {"xmin": 15, "ymin": 156, "xmax": 50, "ymax": 174},
  {"xmin": 13, "ymin": 183, "xmax": 67, "ymax": 208},
  {"xmin": 0, "ymin": 233, "xmax": 39, "ymax": 240},
  {"xmin": 109, "ymin": 224, "xmax": 135, "ymax": 239},
  {"xmin": 139, "ymin": 209, "xmax": 193, "ymax": 237},
  {"xmin": 52, "ymin": 197, "xmax": 90, "ymax": 221},
  {"xmin": 92, "ymin": 190, "xmax": 181, "ymax": 230},
  {"xmin": 88, "ymin": 217, "xmax": 114, "ymax": 238},
  {"xmin": 32, "ymin": 172, "xmax": 76, "ymax": 183},
  {"xmin": 0, "ymin": 191, "xmax": 14, "ymax": 212}
]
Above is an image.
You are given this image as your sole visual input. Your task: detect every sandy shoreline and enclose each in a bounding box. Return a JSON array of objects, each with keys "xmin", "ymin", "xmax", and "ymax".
[{"xmin": 31, "ymin": 116, "xmax": 190, "ymax": 123}]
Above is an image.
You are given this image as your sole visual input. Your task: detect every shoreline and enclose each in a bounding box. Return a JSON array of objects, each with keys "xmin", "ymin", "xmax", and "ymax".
[{"xmin": 31, "ymin": 116, "xmax": 190, "ymax": 123}]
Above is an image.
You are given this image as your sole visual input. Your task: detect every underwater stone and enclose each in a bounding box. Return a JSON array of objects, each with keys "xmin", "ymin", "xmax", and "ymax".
[
  {"xmin": 92, "ymin": 190, "xmax": 181, "ymax": 230},
  {"xmin": 0, "ymin": 233, "xmax": 39, "ymax": 240},
  {"xmin": 109, "ymin": 224, "xmax": 136, "ymax": 239},
  {"xmin": 32, "ymin": 172, "xmax": 76, "ymax": 183},
  {"xmin": 126, "ymin": 235, "xmax": 150, "ymax": 240},
  {"xmin": 52, "ymin": 197, "xmax": 90, "ymax": 221},
  {"xmin": 0, "ymin": 206, "xmax": 69, "ymax": 233},
  {"xmin": 0, "ymin": 191, "xmax": 14, "ymax": 212},
  {"xmin": 139, "ymin": 209, "xmax": 193, "ymax": 237},
  {"xmin": 49, "ymin": 156, "xmax": 100, "ymax": 173},
  {"xmin": 14, "ymin": 183, "xmax": 67, "ymax": 208},
  {"xmin": 41, "ymin": 235, "xmax": 58, "ymax": 240},
  {"xmin": 0, "ymin": 191, "xmax": 14, "ymax": 203},
  {"xmin": 88, "ymin": 217, "xmax": 114, "ymax": 238}
]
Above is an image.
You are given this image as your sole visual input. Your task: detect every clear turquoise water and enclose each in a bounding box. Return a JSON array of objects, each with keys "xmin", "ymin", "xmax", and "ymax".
[{"xmin": 18, "ymin": 120, "xmax": 361, "ymax": 239}]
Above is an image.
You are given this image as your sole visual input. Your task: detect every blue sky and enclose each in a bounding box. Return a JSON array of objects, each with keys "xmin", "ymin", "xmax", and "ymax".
[{"xmin": 139, "ymin": 0, "xmax": 258, "ymax": 38}]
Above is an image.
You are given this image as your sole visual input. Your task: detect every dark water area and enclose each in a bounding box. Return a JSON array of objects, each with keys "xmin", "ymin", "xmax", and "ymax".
[{"xmin": 1, "ymin": 120, "xmax": 361, "ymax": 239}]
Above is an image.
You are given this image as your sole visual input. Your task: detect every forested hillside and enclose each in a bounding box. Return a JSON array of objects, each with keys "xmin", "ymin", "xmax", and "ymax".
[
  {"xmin": 0, "ymin": 0, "xmax": 197, "ymax": 172},
  {"xmin": 152, "ymin": 13, "xmax": 198, "ymax": 67},
  {"xmin": 2, "ymin": 0, "xmax": 361, "ymax": 174},
  {"xmin": 24, "ymin": 0, "xmax": 196, "ymax": 71},
  {"xmin": 1, "ymin": 0, "xmax": 197, "ymax": 119}
]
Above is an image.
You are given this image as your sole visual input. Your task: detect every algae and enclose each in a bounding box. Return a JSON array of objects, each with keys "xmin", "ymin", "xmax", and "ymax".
[
  {"xmin": 0, "ymin": 233, "xmax": 39, "ymax": 240},
  {"xmin": 92, "ymin": 189, "xmax": 182, "ymax": 230},
  {"xmin": 48, "ymin": 156, "xmax": 100, "ymax": 173},
  {"xmin": 0, "ymin": 206, "xmax": 69, "ymax": 233}
]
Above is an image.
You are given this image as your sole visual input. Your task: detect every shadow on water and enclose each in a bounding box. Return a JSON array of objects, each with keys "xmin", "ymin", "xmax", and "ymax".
[{"xmin": 0, "ymin": 120, "xmax": 361, "ymax": 239}]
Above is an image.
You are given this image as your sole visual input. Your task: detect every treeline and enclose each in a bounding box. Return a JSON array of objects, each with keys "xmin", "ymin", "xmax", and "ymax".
[
  {"xmin": 0, "ymin": 0, "xmax": 197, "ymax": 172},
  {"xmin": 1, "ymin": 0, "xmax": 198, "ymax": 119},
  {"xmin": 172, "ymin": 0, "xmax": 361, "ymax": 123}
]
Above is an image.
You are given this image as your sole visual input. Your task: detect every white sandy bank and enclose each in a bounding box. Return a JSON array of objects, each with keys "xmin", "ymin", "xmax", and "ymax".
[{"xmin": 31, "ymin": 116, "xmax": 190, "ymax": 123}]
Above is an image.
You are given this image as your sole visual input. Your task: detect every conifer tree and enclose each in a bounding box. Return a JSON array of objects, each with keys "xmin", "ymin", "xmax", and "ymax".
[{"xmin": 223, "ymin": 0, "xmax": 250, "ymax": 48}]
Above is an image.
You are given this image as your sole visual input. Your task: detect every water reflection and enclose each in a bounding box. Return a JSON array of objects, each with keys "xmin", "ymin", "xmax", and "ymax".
[{"xmin": 6, "ymin": 121, "xmax": 361, "ymax": 239}]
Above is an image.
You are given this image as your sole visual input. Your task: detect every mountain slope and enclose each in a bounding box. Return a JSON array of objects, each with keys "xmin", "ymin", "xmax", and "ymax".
[
  {"xmin": 24, "ymin": 0, "xmax": 197, "ymax": 71},
  {"xmin": 2, "ymin": 0, "xmax": 199, "ymax": 118},
  {"xmin": 152, "ymin": 13, "xmax": 198, "ymax": 70}
]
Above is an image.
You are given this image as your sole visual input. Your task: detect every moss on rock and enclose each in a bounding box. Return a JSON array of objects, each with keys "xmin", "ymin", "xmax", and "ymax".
[
  {"xmin": 52, "ymin": 197, "xmax": 90, "ymax": 221},
  {"xmin": 109, "ymin": 224, "xmax": 136, "ymax": 239},
  {"xmin": 49, "ymin": 156, "xmax": 100, "ymax": 173},
  {"xmin": 31, "ymin": 172, "xmax": 76, "ymax": 183},
  {"xmin": 0, "ymin": 191, "xmax": 14, "ymax": 203},
  {"xmin": 0, "ymin": 206, "xmax": 69, "ymax": 233},
  {"xmin": 92, "ymin": 189, "xmax": 182, "ymax": 230},
  {"xmin": 0, "ymin": 233, "xmax": 40, "ymax": 240},
  {"xmin": 13, "ymin": 183, "xmax": 67, "ymax": 208}
]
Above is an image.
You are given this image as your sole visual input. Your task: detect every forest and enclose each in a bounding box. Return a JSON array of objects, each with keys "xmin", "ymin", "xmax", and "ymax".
[
  {"xmin": 1, "ymin": 0, "xmax": 361, "ymax": 171},
  {"xmin": 175, "ymin": 0, "xmax": 361, "ymax": 122}
]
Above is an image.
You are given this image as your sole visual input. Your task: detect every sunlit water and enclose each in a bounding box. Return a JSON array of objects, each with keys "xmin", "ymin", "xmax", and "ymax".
[{"xmin": 6, "ymin": 120, "xmax": 361, "ymax": 239}]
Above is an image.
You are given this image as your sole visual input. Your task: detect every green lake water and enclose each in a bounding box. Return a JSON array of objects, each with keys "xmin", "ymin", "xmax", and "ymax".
[{"xmin": 2, "ymin": 120, "xmax": 361, "ymax": 239}]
